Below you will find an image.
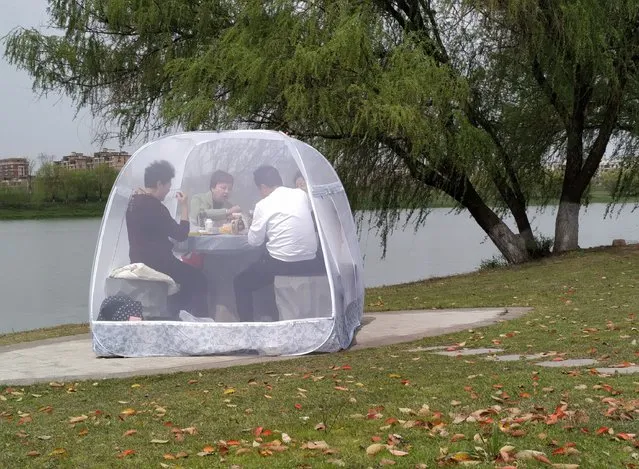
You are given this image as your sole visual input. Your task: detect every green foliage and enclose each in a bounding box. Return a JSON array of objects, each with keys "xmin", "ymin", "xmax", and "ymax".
[
  {"xmin": 0, "ymin": 164, "xmax": 117, "ymax": 211},
  {"xmin": 6, "ymin": 0, "xmax": 639, "ymax": 260}
]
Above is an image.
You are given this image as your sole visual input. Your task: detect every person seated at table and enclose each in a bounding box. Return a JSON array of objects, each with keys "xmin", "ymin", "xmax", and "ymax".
[
  {"xmin": 234, "ymin": 165, "xmax": 324, "ymax": 321},
  {"xmin": 126, "ymin": 160, "xmax": 209, "ymax": 319},
  {"xmin": 190, "ymin": 170, "xmax": 242, "ymax": 227}
]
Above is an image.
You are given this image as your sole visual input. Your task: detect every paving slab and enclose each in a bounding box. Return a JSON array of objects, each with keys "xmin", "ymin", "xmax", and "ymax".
[
  {"xmin": 0, "ymin": 307, "xmax": 530, "ymax": 385},
  {"xmin": 484, "ymin": 353, "xmax": 548, "ymax": 362},
  {"xmin": 595, "ymin": 366, "xmax": 639, "ymax": 375},
  {"xmin": 405, "ymin": 346, "xmax": 450, "ymax": 352},
  {"xmin": 535, "ymin": 358, "xmax": 598, "ymax": 368},
  {"xmin": 433, "ymin": 347, "xmax": 504, "ymax": 356}
]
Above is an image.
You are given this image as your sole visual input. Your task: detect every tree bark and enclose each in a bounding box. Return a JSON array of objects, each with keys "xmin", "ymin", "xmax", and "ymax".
[
  {"xmin": 459, "ymin": 181, "xmax": 530, "ymax": 264},
  {"xmin": 554, "ymin": 198, "xmax": 580, "ymax": 251}
]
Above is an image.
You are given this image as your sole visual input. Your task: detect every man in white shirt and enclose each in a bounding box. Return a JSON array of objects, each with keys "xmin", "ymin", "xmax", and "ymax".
[{"xmin": 234, "ymin": 165, "xmax": 324, "ymax": 320}]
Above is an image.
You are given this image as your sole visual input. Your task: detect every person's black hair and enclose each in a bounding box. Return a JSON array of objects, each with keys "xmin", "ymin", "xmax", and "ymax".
[
  {"xmin": 210, "ymin": 170, "xmax": 234, "ymax": 188},
  {"xmin": 144, "ymin": 160, "xmax": 175, "ymax": 188},
  {"xmin": 253, "ymin": 165, "xmax": 283, "ymax": 188}
]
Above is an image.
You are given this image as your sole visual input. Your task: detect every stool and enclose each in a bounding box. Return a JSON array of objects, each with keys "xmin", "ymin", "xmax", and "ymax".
[
  {"xmin": 274, "ymin": 275, "xmax": 332, "ymax": 320},
  {"xmin": 104, "ymin": 277, "xmax": 172, "ymax": 319}
]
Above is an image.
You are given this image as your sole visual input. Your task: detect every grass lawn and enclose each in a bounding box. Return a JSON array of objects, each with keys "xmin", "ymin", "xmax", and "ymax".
[{"xmin": 1, "ymin": 247, "xmax": 638, "ymax": 468}]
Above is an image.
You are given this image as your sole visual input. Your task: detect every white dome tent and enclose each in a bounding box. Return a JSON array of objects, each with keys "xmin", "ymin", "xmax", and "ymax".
[{"xmin": 90, "ymin": 130, "xmax": 364, "ymax": 357}]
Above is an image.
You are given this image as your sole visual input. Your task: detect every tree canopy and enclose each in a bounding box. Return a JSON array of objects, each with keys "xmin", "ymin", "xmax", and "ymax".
[{"xmin": 6, "ymin": 0, "xmax": 639, "ymax": 261}]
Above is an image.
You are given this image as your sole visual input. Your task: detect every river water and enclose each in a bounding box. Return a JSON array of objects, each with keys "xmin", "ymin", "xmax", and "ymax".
[{"xmin": 1, "ymin": 204, "xmax": 636, "ymax": 333}]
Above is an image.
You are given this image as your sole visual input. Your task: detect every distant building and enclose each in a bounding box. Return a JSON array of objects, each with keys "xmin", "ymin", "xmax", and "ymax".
[
  {"xmin": 56, "ymin": 152, "xmax": 94, "ymax": 171},
  {"xmin": 0, "ymin": 157, "xmax": 29, "ymax": 186},
  {"xmin": 55, "ymin": 149, "xmax": 131, "ymax": 171},
  {"xmin": 93, "ymin": 149, "xmax": 130, "ymax": 170}
]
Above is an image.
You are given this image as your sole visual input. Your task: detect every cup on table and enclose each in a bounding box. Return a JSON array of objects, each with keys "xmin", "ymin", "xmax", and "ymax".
[{"xmin": 204, "ymin": 218, "xmax": 214, "ymax": 233}]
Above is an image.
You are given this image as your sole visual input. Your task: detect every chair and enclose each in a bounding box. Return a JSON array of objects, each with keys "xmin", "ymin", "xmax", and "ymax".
[
  {"xmin": 104, "ymin": 277, "xmax": 172, "ymax": 319},
  {"xmin": 274, "ymin": 275, "xmax": 332, "ymax": 320}
]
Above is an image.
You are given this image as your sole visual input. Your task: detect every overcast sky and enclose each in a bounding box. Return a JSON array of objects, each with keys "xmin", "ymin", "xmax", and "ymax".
[{"xmin": 0, "ymin": 0, "xmax": 136, "ymax": 160}]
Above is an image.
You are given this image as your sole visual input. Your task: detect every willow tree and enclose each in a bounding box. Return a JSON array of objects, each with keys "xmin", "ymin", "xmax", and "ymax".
[
  {"xmin": 6, "ymin": 0, "xmax": 628, "ymax": 260},
  {"xmin": 471, "ymin": 0, "xmax": 639, "ymax": 252}
]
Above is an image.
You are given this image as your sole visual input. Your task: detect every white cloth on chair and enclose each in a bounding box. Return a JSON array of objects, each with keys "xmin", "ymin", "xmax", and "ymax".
[{"xmin": 109, "ymin": 263, "xmax": 179, "ymax": 295}]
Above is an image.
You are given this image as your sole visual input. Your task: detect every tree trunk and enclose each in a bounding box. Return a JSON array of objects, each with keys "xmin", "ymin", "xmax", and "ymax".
[
  {"xmin": 554, "ymin": 197, "xmax": 580, "ymax": 252},
  {"xmin": 462, "ymin": 187, "xmax": 530, "ymax": 264}
]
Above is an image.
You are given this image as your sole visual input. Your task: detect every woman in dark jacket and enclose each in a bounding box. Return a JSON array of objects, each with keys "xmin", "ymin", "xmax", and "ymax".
[{"xmin": 126, "ymin": 160, "xmax": 208, "ymax": 318}]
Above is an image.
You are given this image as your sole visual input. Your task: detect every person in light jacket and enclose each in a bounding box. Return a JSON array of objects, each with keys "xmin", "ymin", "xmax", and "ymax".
[{"xmin": 190, "ymin": 170, "xmax": 241, "ymax": 227}]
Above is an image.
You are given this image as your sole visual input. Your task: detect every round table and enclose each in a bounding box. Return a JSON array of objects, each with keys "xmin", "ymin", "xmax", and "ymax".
[
  {"xmin": 188, "ymin": 234, "xmax": 254, "ymax": 252},
  {"xmin": 187, "ymin": 234, "xmax": 270, "ymax": 322}
]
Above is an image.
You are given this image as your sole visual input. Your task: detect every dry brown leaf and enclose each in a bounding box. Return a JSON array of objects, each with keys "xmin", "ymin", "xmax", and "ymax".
[
  {"xmin": 366, "ymin": 443, "xmax": 386, "ymax": 456},
  {"xmin": 388, "ymin": 448, "xmax": 409, "ymax": 456},
  {"xmin": 302, "ymin": 441, "xmax": 329, "ymax": 450},
  {"xmin": 68, "ymin": 415, "xmax": 88, "ymax": 424},
  {"xmin": 379, "ymin": 459, "xmax": 396, "ymax": 466},
  {"xmin": 151, "ymin": 439, "xmax": 170, "ymax": 444},
  {"xmin": 123, "ymin": 429, "xmax": 137, "ymax": 437}
]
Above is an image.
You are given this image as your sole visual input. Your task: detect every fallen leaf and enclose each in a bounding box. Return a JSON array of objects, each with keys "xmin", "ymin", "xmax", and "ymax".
[
  {"xmin": 26, "ymin": 451, "xmax": 40, "ymax": 457},
  {"xmin": 36, "ymin": 435, "xmax": 51, "ymax": 440},
  {"xmin": 117, "ymin": 449, "xmax": 135, "ymax": 458},
  {"xmin": 315, "ymin": 422, "xmax": 326, "ymax": 431},
  {"xmin": 302, "ymin": 441, "xmax": 329, "ymax": 450},
  {"xmin": 123, "ymin": 429, "xmax": 137, "ymax": 437},
  {"xmin": 366, "ymin": 443, "xmax": 386, "ymax": 456},
  {"xmin": 68, "ymin": 415, "xmax": 88, "ymax": 424},
  {"xmin": 515, "ymin": 450, "xmax": 547, "ymax": 461},
  {"xmin": 224, "ymin": 388, "xmax": 236, "ymax": 395},
  {"xmin": 49, "ymin": 448, "xmax": 67, "ymax": 457},
  {"xmin": 151, "ymin": 439, "xmax": 170, "ymax": 444},
  {"xmin": 120, "ymin": 408, "xmax": 136, "ymax": 417},
  {"xmin": 379, "ymin": 459, "xmax": 396, "ymax": 465},
  {"xmin": 388, "ymin": 448, "xmax": 409, "ymax": 456},
  {"xmin": 17, "ymin": 416, "xmax": 32, "ymax": 425}
]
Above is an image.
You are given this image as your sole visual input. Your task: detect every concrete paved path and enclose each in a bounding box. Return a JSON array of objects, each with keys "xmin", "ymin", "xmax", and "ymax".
[{"xmin": 0, "ymin": 308, "xmax": 529, "ymax": 385}]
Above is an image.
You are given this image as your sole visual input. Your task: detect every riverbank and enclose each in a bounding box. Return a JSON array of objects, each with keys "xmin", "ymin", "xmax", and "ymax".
[
  {"xmin": 1, "ymin": 246, "xmax": 637, "ymax": 467},
  {"xmin": 0, "ymin": 201, "xmax": 105, "ymax": 220},
  {"xmin": 0, "ymin": 192, "xmax": 636, "ymax": 220}
]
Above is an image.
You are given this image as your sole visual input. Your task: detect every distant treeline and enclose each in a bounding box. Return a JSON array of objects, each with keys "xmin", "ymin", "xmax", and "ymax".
[
  {"xmin": 0, "ymin": 165, "xmax": 629, "ymax": 220},
  {"xmin": 0, "ymin": 163, "xmax": 116, "ymax": 219}
]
